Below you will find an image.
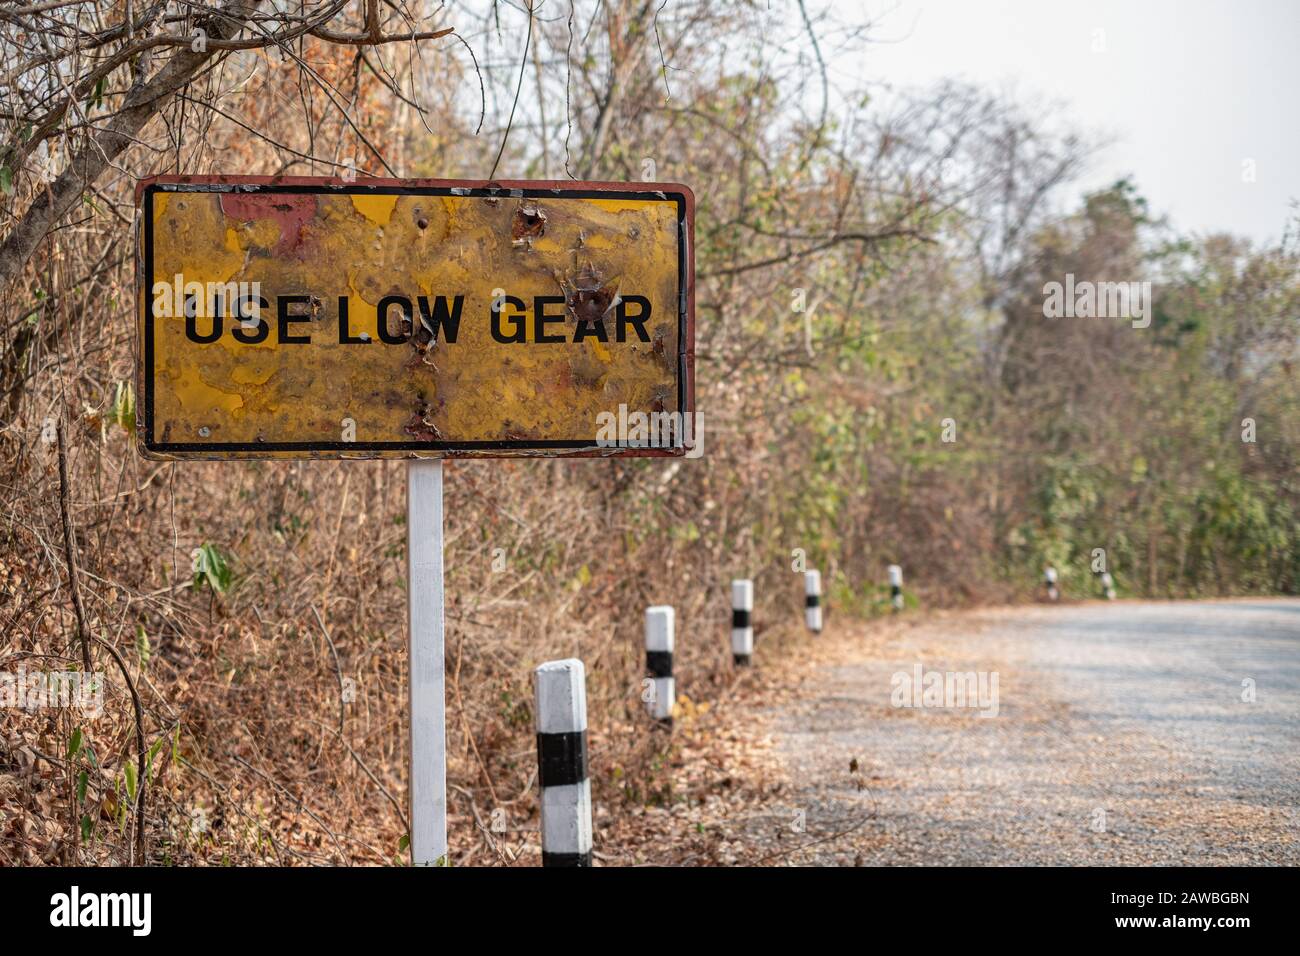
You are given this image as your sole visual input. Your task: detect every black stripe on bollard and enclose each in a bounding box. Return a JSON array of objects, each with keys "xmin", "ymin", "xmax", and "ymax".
[
  {"xmin": 805, "ymin": 594, "xmax": 820, "ymax": 608},
  {"xmin": 542, "ymin": 850, "xmax": 593, "ymax": 867},
  {"xmin": 536, "ymin": 730, "xmax": 588, "ymax": 788},
  {"xmin": 645, "ymin": 650, "xmax": 673, "ymax": 678},
  {"xmin": 731, "ymin": 579, "xmax": 755, "ymax": 664}
]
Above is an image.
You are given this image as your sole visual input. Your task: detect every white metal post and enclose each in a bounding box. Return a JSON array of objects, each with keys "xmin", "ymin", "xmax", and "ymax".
[{"xmin": 407, "ymin": 459, "xmax": 447, "ymax": 866}]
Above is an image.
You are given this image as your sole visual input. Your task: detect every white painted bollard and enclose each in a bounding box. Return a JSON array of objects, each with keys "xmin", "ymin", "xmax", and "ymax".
[
  {"xmin": 1044, "ymin": 566, "xmax": 1059, "ymax": 602},
  {"xmin": 644, "ymin": 606, "xmax": 675, "ymax": 725},
  {"xmin": 888, "ymin": 564, "xmax": 904, "ymax": 612},
  {"xmin": 1100, "ymin": 571, "xmax": 1116, "ymax": 601},
  {"xmin": 804, "ymin": 570, "xmax": 822, "ymax": 633},
  {"xmin": 534, "ymin": 659, "xmax": 593, "ymax": 867},
  {"xmin": 731, "ymin": 579, "xmax": 754, "ymax": 666}
]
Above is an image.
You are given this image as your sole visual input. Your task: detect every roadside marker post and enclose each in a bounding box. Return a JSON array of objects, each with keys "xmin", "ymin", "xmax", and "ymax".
[
  {"xmin": 644, "ymin": 606, "xmax": 675, "ymax": 725},
  {"xmin": 534, "ymin": 659, "xmax": 593, "ymax": 867},
  {"xmin": 805, "ymin": 570, "xmax": 823, "ymax": 633},
  {"xmin": 1044, "ymin": 566, "xmax": 1059, "ymax": 602},
  {"xmin": 889, "ymin": 564, "xmax": 904, "ymax": 612},
  {"xmin": 134, "ymin": 175, "xmax": 696, "ymax": 867},
  {"xmin": 731, "ymin": 579, "xmax": 754, "ymax": 665},
  {"xmin": 1101, "ymin": 571, "xmax": 1116, "ymax": 600}
]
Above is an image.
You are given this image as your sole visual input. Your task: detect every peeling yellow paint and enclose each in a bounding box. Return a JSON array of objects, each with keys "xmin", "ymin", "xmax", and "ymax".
[
  {"xmin": 350, "ymin": 194, "xmax": 399, "ymax": 225},
  {"xmin": 230, "ymin": 363, "xmax": 276, "ymax": 386},
  {"xmin": 171, "ymin": 367, "xmax": 245, "ymax": 418}
]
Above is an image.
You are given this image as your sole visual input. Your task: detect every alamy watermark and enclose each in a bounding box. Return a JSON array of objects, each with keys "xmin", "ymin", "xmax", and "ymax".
[
  {"xmin": 151, "ymin": 273, "xmax": 262, "ymax": 324},
  {"xmin": 50, "ymin": 886, "xmax": 151, "ymax": 936},
  {"xmin": 595, "ymin": 403, "xmax": 704, "ymax": 459},
  {"xmin": 1042, "ymin": 273, "xmax": 1151, "ymax": 329},
  {"xmin": 890, "ymin": 663, "xmax": 999, "ymax": 718},
  {"xmin": 1, "ymin": 667, "xmax": 104, "ymax": 717}
]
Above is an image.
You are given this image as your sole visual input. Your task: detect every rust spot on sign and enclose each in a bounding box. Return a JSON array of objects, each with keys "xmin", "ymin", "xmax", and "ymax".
[
  {"xmin": 562, "ymin": 265, "xmax": 618, "ymax": 332},
  {"xmin": 403, "ymin": 400, "xmax": 445, "ymax": 441},
  {"xmin": 218, "ymin": 193, "xmax": 316, "ymax": 255},
  {"xmin": 511, "ymin": 202, "xmax": 547, "ymax": 243}
]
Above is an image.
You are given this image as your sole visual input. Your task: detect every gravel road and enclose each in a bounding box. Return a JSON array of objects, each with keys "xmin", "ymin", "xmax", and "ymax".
[{"xmin": 753, "ymin": 600, "xmax": 1300, "ymax": 865}]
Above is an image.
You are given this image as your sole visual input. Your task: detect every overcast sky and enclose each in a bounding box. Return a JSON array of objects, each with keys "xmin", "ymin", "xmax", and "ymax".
[{"xmin": 831, "ymin": 0, "xmax": 1298, "ymax": 244}]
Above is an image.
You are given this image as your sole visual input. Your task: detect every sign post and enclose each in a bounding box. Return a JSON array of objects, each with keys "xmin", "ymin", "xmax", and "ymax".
[
  {"xmin": 407, "ymin": 459, "xmax": 446, "ymax": 865},
  {"xmin": 135, "ymin": 175, "xmax": 695, "ymax": 865}
]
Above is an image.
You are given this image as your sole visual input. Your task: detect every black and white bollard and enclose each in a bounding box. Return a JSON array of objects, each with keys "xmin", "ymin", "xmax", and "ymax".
[
  {"xmin": 1100, "ymin": 571, "xmax": 1116, "ymax": 601},
  {"xmin": 731, "ymin": 579, "xmax": 754, "ymax": 666},
  {"xmin": 644, "ymin": 606, "xmax": 675, "ymax": 725},
  {"xmin": 805, "ymin": 570, "xmax": 822, "ymax": 633},
  {"xmin": 1044, "ymin": 566, "xmax": 1059, "ymax": 602},
  {"xmin": 888, "ymin": 564, "xmax": 904, "ymax": 612},
  {"xmin": 534, "ymin": 658, "xmax": 593, "ymax": 867}
]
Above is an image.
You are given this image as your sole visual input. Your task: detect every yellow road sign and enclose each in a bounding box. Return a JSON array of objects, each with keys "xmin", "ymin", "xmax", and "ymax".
[{"xmin": 135, "ymin": 176, "xmax": 695, "ymax": 459}]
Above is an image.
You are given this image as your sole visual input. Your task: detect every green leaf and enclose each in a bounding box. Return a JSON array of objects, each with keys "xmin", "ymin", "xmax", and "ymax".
[
  {"xmin": 192, "ymin": 542, "xmax": 232, "ymax": 593},
  {"xmin": 111, "ymin": 380, "xmax": 135, "ymax": 433},
  {"xmin": 124, "ymin": 761, "xmax": 137, "ymax": 801},
  {"xmin": 67, "ymin": 727, "xmax": 82, "ymax": 759},
  {"xmin": 1, "ymin": 166, "xmax": 12, "ymax": 195},
  {"xmin": 80, "ymin": 814, "xmax": 92, "ymax": 841},
  {"xmin": 77, "ymin": 770, "xmax": 88, "ymax": 804},
  {"xmin": 398, "ymin": 834, "xmax": 409, "ymax": 852},
  {"xmin": 147, "ymin": 738, "xmax": 164, "ymax": 781},
  {"xmin": 135, "ymin": 623, "xmax": 150, "ymax": 667}
]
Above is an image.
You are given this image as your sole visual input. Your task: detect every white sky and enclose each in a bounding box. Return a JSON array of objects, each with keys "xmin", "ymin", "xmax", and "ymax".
[{"xmin": 830, "ymin": 0, "xmax": 1299, "ymax": 243}]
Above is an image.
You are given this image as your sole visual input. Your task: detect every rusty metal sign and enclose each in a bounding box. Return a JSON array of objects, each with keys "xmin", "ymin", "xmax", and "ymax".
[{"xmin": 134, "ymin": 176, "xmax": 695, "ymax": 459}]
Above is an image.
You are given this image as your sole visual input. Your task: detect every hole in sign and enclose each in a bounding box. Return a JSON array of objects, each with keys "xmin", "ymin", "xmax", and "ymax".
[{"xmin": 511, "ymin": 203, "xmax": 546, "ymax": 243}]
